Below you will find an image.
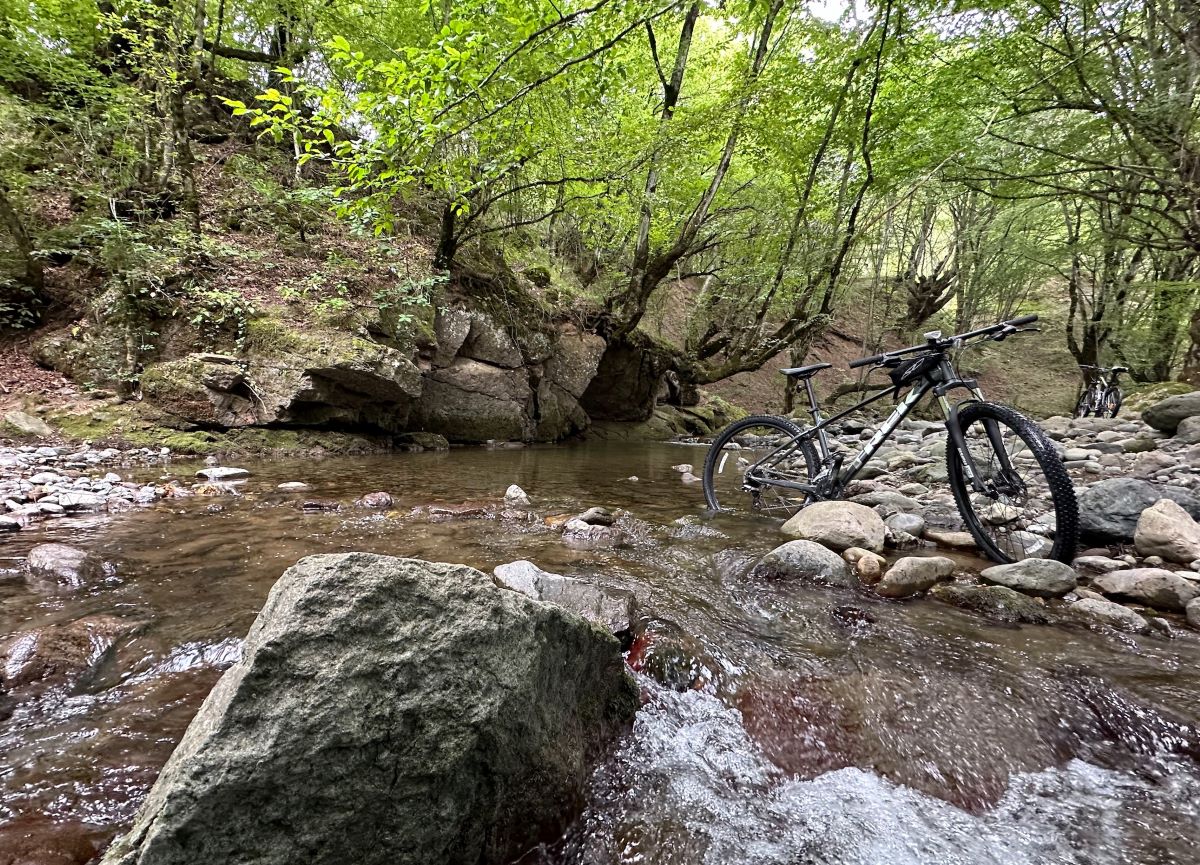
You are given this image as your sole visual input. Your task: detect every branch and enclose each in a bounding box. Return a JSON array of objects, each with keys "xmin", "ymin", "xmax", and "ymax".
[
  {"xmin": 439, "ymin": 2, "xmax": 680, "ymax": 146},
  {"xmin": 434, "ymin": 0, "xmax": 614, "ymax": 121}
]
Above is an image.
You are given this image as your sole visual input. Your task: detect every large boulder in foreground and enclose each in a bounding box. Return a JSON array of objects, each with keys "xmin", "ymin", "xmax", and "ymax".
[
  {"xmin": 1076, "ymin": 478, "xmax": 1200, "ymax": 542},
  {"xmin": 102, "ymin": 553, "xmax": 638, "ymax": 865}
]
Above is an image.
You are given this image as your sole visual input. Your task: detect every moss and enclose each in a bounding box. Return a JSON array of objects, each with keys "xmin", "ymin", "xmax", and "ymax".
[
  {"xmin": 243, "ymin": 313, "xmax": 311, "ymax": 356},
  {"xmin": 700, "ymin": 392, "xmax": 748, "ymax": 425},
  {"xmin": 1122, "ymin": 380, "xmax": 1194, "ymax": 411}
]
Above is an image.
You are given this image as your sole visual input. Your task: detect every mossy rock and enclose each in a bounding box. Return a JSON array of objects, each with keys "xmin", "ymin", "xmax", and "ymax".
[{"xmin": 1122, "ymin": 380, "xmax": 1194, "ymax": 412}]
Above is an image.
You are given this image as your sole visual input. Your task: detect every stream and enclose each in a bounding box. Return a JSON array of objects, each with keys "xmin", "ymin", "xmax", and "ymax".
[{"xmin": 2, "ymin": 442, "xmax": 1199, "ymax": 863}]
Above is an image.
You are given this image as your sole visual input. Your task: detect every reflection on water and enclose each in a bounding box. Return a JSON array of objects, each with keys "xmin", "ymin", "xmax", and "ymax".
[{"xmin": 1, "ymin": 442, "xmax": 1199, "ymax": 863}]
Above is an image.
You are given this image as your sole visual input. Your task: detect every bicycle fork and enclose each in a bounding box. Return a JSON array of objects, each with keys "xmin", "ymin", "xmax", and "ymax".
[{"xmin": 941, "ymin": 394, "xmax": 1020, "ymax": 497}]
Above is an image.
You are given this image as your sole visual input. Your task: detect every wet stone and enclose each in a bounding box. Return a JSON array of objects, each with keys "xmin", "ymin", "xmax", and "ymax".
[
  {"xmin": 195, "ymin": 467, "xmax": 251, "ymax": 481},
  {"xmin": 930, "ymin": 583, "xmax": 1054, "ymax": 625},
  {"xmin": 355, "ymin": 492, "xmax": 394, "ymax": 509},
  {"xmin": 875, "ymin": 556, "xmax": 955, "ymax": 599},
  {"xmin": 25, "ymin": 543, "xmax": 106, "ymax": 591},
  {"xmin": 1067, "ymin": 598, "xmax": 1150, "ymax": 634},
  {"xmin": 493, "ymin": 560, "xmax": 635, "ymax": 634},
  {"xmin": 980, "ymin": 559, "xmax": 1077, "ymax": 598},
  {"xmin": 757, "ymin": 540, "xmax": 852, "ymax": 588},
  {"xmin": 1093, "ymin": 568, "xmax": 1200, "ymax": 613}
]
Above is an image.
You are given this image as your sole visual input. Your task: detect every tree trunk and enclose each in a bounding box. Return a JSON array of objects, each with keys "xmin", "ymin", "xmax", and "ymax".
[
  {"xmin": 0, "ymin": 186, "xmax": 46, "ymax": 323},
  {"xmin": 613, "ymin": 0, "xmax": 785, "ymax": 339},
  {"xmin": 435, "ymin": 203, "xmax": 457, "ymax": 269}
]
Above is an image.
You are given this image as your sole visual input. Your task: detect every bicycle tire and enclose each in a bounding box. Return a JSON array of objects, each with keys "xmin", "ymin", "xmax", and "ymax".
[
  {"xmin": 703, "ymin": 415, "xmax": 818, "ymax": 515},
  {"xmin": 1074, "ymin": 391, "xmax": 1092, "ymax": 418},
  {"xmin": 1101, "ymin": 386, "xmax": 1122, "ymax": 418},
  {"xmin": 946, "ymin": 402, "xmax": 1079, "ymax": 564}
]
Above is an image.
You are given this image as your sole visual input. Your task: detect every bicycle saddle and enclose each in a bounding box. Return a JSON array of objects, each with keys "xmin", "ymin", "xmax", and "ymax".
[{"xmin": 779, "ymin": 362, "xmax": 832, "ymax": 379}]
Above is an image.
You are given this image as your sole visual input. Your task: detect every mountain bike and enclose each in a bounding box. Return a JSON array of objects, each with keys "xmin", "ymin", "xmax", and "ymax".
[
  {"xmin": 1075, "ymin": 365, "xmax": 1126, "ymax": 418},
  {"xmin": 702, "ymin": 315, "xmax": 1079, "ymax": 564}
]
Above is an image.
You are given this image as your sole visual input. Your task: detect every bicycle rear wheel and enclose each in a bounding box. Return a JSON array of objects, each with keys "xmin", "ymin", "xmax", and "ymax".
[
  {"xmin": 947, "ymin": 402, "xmax": 1078, "ymax": 563},
  {"xmin": 1101, "ymin": 387, "xmax": 1122, "ymax": 418},
  {"xmin": 702, "ymin": 415, "xmax": 818, "ymax": 517},
  {"xmin": 1074, "ymin": 391, "xmax": 1092, "ymax": 418}
]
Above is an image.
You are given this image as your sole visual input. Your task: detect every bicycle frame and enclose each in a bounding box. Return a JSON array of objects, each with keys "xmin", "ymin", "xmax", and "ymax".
[{"xmin": 742, "ymin": 356, "xmax": 1000, "ymax": 502}]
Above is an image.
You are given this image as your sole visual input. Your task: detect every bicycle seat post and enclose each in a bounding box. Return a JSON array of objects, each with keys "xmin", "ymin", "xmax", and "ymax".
[{"xmin": 802, "ymin": 376, "xmax": 822, "ymax": 425}]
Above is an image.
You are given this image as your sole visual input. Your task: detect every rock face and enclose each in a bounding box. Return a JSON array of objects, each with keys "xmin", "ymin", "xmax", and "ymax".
[
  {"xmin": 757, "ymin": 541, "xmax": 851, "ymax": 587},
  {"xmin": 137, "ymin": 313, "xmax": 607, "ymax": 444},
  {"xmin": 1093, "ymin": 568, "xmax": 1200, "ymax": 612},
  {"xmin": 1142, "ymin": 390, "xmax": 1200, "ymax": 434},
  {"xmin": 142, "ymin": 340, "xmax": 425, "ymax": 433},
  {"xmin": 1134, "ymin": 499, "xmax": 1200, "ymax": 564},
  {"xmin": 25, "ymin": 543, "xmax": 106, "ymax": 590},
  {"xmin": 1076, "ymin": 478, "xmax": 1200, "ymax": 542},
  {"xmin": 780, "ymin": 501, "xmax": 887, "ymax": 553},
  {"xmin": 102, "ymin": 553, "xmax": 638, "ymax": 865},
  {"xmin": 979, "ymin": 559, "xmax": 1078, "ymax": 598}
]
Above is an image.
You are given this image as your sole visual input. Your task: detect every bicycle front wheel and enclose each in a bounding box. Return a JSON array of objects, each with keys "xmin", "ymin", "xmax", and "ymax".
[
  {"xmin": 703, "ymin": 415, "xmax": 818, "ymax": 517},
  {"xmin": 947, "ymin": 402, "xmax": 1078, "ymax": 563}
]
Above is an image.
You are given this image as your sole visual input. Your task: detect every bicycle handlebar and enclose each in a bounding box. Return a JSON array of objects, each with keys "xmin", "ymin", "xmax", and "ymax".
[{"xmin": 849, "ymin": 314, "xmax": 1039, "ymax": 369}]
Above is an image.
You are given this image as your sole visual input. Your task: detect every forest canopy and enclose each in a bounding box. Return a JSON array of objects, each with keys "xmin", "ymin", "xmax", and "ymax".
[{"xmin": 1, "ymin": 0, "xmax": 1197, "ymax": 387}]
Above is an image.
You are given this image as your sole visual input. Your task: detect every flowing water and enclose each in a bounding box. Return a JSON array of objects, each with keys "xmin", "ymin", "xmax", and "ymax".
[{"xmin": 1, "ymin": 443, "xmax": 1199, "ymax": 863}]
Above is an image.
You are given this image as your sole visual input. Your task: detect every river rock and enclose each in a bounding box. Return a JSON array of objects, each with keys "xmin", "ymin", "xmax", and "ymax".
[
  {"xmin": 504, "ymin": 484, "xmax": 531, "ymax": 506},
  {"xmin": 1093, "ymin": 568, "xmax": 1200, "ymax": 612},
  {"xmin": 1072, "ymin": 555, "xmax": 1127, "ymax": 575},
  {"xmin": 757, "ymin": 540, "xmax": 851, "ymax": 587},
  {"xmin": 1175, "ymin": 415, "xmax": 1200, "ymax": 444},
  {"xmin": 25, "ymin": 543, "xmax": 105, "ymax": 590},
  {"xmin": 884, "ymin": 512, "xmax": 925, "ymax": 538},
  {"xmin": 1142, "ymin": 391, "xmax": 1200, "ymax": 434},
  {"xmin": 874, "ymin": 556, "xmax": 955, "ymax": 599},
  {"xmin": 930, "ymin": 583, "xmax": 1053, "ymax": 625},
  {"xmin": 1188, "ymin": 597, "xmax": 1200, "ymax": 630},
  {"xmin": 58, "ymin": 491, "xmax": 106, "ymax": 510},
  {"xmin": 1077, "ymin": 478, "xmax": 1200, "ymax": 542},
  {"xmin": 562, "ymin": 518, "xmax": 626, "ymax": 549},
  {"xmin": 924, "ymin": 529, "xmax": 977, "ymax": 550},
  {"xmin": 101, "ymin": 553, "xmax": 638, "ymax": 865},
  {"xmin": 980, "ymin": 559, "xmax": 1077, "ymax": 597},
  {"xmin": 780, "ymin": 501, "xmax": 886, "ymax": 553},
  {"xmin": 847, "ymin": 490, "xmax": 922, "ymax": 514},
  {"xmin": 2, "ymin": 614, "xmax": 134, "ymax": 689},
  {"xmin": 576, "ymin": 506, "xmax": 615, "ymax": 526},
  {"xmin": 493, "ymin": 560, "xmax": 635, "ymax": 634},
  {"xmin": 3, "ymin": 410, "xmax": 53, "ymax": 438},
  {"xmin": 196, "ymin": 466, "xmax": 250, "ymax": 481},
  {"xmin": 355, "ymin": 491, "xmax": 394, "ymax": 509},
  {"xmin": 1067, "ymin": 598, "xmax": 1150, "ymax": 634},
  {"xmin": 1134, "ymin": 499, "xmax": 1200, "ymax": 564},
  {"xmin": 843, "ymin": 547, "xmax": 886, "ymax": 584}
]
